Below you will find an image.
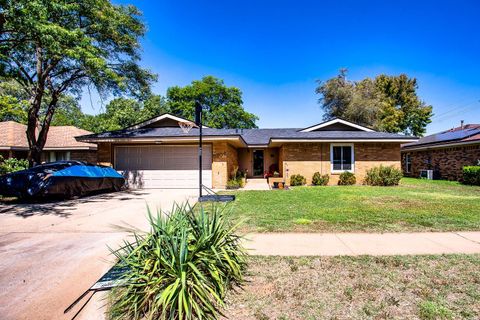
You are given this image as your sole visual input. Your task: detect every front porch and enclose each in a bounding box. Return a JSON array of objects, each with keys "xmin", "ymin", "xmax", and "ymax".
[{"xmin": 237, "ymin": 147, "xmax": 281, "ymax": 179}]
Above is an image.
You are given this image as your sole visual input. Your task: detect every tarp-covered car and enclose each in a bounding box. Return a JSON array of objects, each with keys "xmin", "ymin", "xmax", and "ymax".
[{"xmin": 0, "ymin": 161, "xmax": 125, "ymax": 200}]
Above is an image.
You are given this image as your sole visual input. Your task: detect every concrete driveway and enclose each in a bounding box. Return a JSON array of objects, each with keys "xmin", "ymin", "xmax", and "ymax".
[{"xmin": 0, "ymin": 189, "xmax": 197, "ymax": 320}]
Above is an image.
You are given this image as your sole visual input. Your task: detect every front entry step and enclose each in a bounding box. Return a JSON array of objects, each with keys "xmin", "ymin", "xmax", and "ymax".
[{"xmin": 243, "ymin": 178, "xmax": 270, "ymax": 190}]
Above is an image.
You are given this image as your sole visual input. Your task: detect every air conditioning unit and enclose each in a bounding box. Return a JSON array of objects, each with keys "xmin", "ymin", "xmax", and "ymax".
[{"xmin": 420, "ymin": 169, "xmax": 434, "ymax": 180}]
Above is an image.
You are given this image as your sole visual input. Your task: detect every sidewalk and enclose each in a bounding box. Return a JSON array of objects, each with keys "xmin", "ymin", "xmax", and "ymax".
[{"xmin": 245, "ymin": 231, "xmax": 480, "ymax": 256}]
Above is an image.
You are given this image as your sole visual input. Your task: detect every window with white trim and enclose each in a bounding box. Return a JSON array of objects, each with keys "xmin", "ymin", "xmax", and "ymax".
[
  {"xmin": 330, "ymin": 144, "xmax": 354, "ymax": 173},
  {"xmin": 405, "ymin": 154, "xmax": 412, "ymax": 173}
]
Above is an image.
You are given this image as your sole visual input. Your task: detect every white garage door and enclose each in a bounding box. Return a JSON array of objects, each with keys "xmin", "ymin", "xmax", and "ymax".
[{"xmin": 114, "ymin": 145, "xmax": 212, "ymax": 189}]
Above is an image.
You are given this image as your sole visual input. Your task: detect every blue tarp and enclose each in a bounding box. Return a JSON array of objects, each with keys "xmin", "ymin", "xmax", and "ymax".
[
  {"xmin": 0, "ymin": 161, "xmax": 125, "ymax": 199},
  {"xmin": 52, "ymin": 165, "xmax": 123, "ymax": 178}
]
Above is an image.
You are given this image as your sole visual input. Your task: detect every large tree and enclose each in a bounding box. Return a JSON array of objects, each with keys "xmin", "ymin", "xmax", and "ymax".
[
  {"xmin": 0, "ymin": 0, "xmax": 156, "ymax": 165},
  {"xmin": 166, "ymin": 76, "xmax": 258, "ymax": 129},
  {"xmin": 374, "ymin": 74, "xmax": 433, "ymax": 136},
  {"xmin": 316, "ymin": 70, "xmax": 433, "ymax": 136}
]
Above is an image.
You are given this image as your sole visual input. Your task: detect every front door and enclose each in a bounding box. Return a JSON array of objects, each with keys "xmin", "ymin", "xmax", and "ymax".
[{"xmin": 253, "ymin": 150, "xmax": 264, "ymax": 177}]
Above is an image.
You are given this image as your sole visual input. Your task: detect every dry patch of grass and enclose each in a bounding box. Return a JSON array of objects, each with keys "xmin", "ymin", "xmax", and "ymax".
[{"xmin": 223, "ymin": 255, "xmax": 480, "ymax": 320}]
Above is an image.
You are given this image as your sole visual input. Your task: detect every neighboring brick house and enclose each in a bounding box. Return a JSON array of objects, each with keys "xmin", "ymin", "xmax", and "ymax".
[
  {"xmin": 401, "ymin": 123, "xmax": 480, "ymax": 181},
  {"xmin": 0, "ymin": 121, "xmax": 97, "ymax": 163},
  {"xmin": 77, "ymin": 114, "xmax": 416, "ymax": 188}
]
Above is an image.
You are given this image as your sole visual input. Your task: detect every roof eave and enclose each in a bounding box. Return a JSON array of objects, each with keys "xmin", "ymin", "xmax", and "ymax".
[
  {"xmin": 76, "ymin": 135, "xmax": 248, "ymax": 147},
  {"xmin": 270, "ymin": 138, "xmax": 418, "ymax": 143},
  {"xmin": 401, "ymin": 139, "xmax": 480, "ymax": 151}
]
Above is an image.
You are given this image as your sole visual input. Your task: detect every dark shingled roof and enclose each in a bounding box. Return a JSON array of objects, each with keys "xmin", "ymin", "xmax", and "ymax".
[{"xmin": 77, "ymin": 127, "xmax": 416, "ymax": 146}]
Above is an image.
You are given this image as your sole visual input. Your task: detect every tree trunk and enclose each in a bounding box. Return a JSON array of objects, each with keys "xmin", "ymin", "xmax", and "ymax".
[
  {"xmin": 26, "ymin": 43, "xmax": 46, "ymax": 167},
  {"xmin": 26, "ymin": 92, "xmax": 43, "ymax": 167},
  {"xmin": 26, "ymin": 93, "xmax": 58, "ymax": 167}
]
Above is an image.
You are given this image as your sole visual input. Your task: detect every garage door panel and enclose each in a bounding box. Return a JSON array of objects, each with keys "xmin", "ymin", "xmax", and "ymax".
[
  {"xmin": 120, "ymin": 170, "xmax": 212, "ymax": 189},
  {"xmin": 114, "ymin": 145, "xmax": 212, "ymax": 189}
]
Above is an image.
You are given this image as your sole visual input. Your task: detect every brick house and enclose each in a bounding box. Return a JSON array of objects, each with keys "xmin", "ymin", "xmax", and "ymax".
[
  {"xmin": 77, "ymin": 114, "xmax": 416, "ymax": 189},
  {"xmin": 0, "ymin": 121, "xmax": 97, "ymax": 163},
  {"xmin": 401, "ymin": 123, "xmax": 480, "ymax": 181}
]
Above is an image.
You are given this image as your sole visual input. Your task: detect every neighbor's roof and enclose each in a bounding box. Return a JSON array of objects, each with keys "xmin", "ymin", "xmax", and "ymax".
[
  {"xmin": 0, "ymin": 121, "xmax": 97, "ymax": 150},
  {"xmin": 0, "ymin": 121, "xmax": 29, "ymax": 148},
  {"xmin": 402, "ymin": 124, "xmax": 480, "ymax": 150},
  {"xmin": 77, "ymin": 115, "xmax": 417, "ymax": 146}
]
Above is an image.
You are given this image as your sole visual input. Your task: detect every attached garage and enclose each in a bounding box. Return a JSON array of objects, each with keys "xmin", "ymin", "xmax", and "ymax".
[{"xmin": 114, "ymin": 145, "xmax": 212, "ymax": 189}]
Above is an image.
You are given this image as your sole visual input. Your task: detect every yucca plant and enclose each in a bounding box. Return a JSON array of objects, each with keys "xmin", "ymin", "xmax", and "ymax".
[{"xmin": 108, "ymin": 202, "xmax": 247, "ymax": 320}]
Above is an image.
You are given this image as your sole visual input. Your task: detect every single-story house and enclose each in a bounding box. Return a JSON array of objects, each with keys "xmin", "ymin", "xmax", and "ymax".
[
  {"xmin": 0, "ymin": 121, "xmax": 97, "ymax": 163},
  {"xmin": 401, "ymin": 122, "xmax": 480, "ymax": 181},
  {"xmin": 77, "ymin": 114, "xmax": 416, "ymax": 189}
]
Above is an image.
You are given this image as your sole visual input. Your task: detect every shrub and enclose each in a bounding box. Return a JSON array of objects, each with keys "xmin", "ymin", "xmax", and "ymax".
[
  {"xmin": 338, "ymin": 171, "xmax": 356, "ymax": 185},
  {"xmin": 229, "ymin": 166, "xmax": 246, "ymax": 188},
  {"xmin": 290, "ymin": 174, "xmax": 306, "ymax": 186},
  {"xmin": 365, "ymin": 165, "xmax": 403, "ymax": 186},
  {"xmin": 226, "ymin": 178, "xmax": 241, "ymax": 189},
  {"xmin": 109, "ymin": 203, "xmax": 247, "ymax": 320},
  {"xmin": 463, "ymin": 166, "xmax": 480, "ymax": 186},
  {"xmin": 312, "ymin": 172, "xmax": 329, "ymax": 186},
  {"xmin": 0, "ymin": 156, "xmax": 29, "ymax": 175}
]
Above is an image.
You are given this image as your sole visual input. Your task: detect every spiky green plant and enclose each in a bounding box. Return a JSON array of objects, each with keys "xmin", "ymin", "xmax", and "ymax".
[{"xmin": 108, "ymin": 202, "xmax": 247, "ymax": 320}]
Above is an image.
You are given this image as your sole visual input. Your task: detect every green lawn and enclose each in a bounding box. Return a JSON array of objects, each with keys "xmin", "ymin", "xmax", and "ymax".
[
  {"xmin": 223, "ymin": 178, "xmax": 480, "ymax": 232},
  {"xmin": 223, "ymin": 255, "xmax": 480, "ymax": 319}
]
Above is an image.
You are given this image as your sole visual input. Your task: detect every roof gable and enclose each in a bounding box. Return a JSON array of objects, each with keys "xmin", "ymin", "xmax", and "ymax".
[
  {"xmin": 127, "ymin": 113, "xmax": 209, "ymax": 130},
  {"xmin": 299, "ymin": 118, "xmax": 375, "ymax": 132}
]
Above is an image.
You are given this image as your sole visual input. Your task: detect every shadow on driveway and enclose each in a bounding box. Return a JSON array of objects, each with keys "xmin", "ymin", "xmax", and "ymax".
[{"xmin": 0, "ymin": 189, "xmax": 150, "ymax": 218}]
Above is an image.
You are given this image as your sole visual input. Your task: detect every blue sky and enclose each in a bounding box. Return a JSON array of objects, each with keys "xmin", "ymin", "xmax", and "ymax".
[{"xmin": 81, "ymin": 0, "xmax": 480, "ymax": 134}]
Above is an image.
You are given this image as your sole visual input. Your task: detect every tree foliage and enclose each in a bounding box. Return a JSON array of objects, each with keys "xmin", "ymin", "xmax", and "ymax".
[
  {"xmin": 316, "ymin": 70, "xmax": 433, "ymax": 136},
  {"xmin": 166, "ymin": 76, "xmax": 258, "ymax": 129},
  {"xmin": 0, "ymin": 0, "xmax": 156, "ymax": 165},
  {"xmin": 0, "ymin": 80, "xmax": 28, "ymax": 122},
  {"xmin": 89, "ymin": 95, "xmax": 169, "ymax": 132},
  {"xmin": 0, "ymin": 78, "xmax": 88, "ymax": 127},
  {"xmin": 0, "ymin": 155, "xmax": 29, "ymax": 175}
]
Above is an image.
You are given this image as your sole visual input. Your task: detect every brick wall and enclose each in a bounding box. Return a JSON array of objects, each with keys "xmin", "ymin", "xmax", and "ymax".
[
  {"xmin": 70, "ymin": 150, "xmax": 97, "ymax": 163},
  {"xmin": 281, "ymin": 142, "xmax": 401, "ymax": 185},
  {"xmin": 212, "ymin": 141, "xmax": 238, "ymax": 188},
  {"xmin": 281, "ymin": 143, "xmax": 326, "ymax": 185},
  {"xmin": 226, "ymin": 143, "xmax": 239, "ymax": 179},
  {"xmin": 97, "ymin": 142, "xmax": 112, "ymax": 166},
  {"xmin": 401, "ymin": 143, "xmax": 480, "ymax": 181},
  {"xmin": 354, "ymin": 143, "xmax": 400, "ymax": 183}
]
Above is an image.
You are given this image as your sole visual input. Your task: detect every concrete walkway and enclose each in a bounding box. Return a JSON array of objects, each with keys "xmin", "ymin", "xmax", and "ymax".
[
  {"xmin": 246, "ymin": 231, "xmax": 480, "ymax": 256},
  {"xmin": 243, "ymin": 178, "xmax": 270, "ymax": 190}
]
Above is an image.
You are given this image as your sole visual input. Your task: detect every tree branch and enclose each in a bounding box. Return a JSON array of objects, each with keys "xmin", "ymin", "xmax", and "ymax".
[
  {"xmin": 11, "ymin": 58, "xmax": 34, "ymax": 85},
  {"xmin": 37, "ymin": 92, "xmax": 59, "ymax": 151},
  {"xmin": 57, "ymin": 70, "xmax": 87, "ymax": 93}
]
